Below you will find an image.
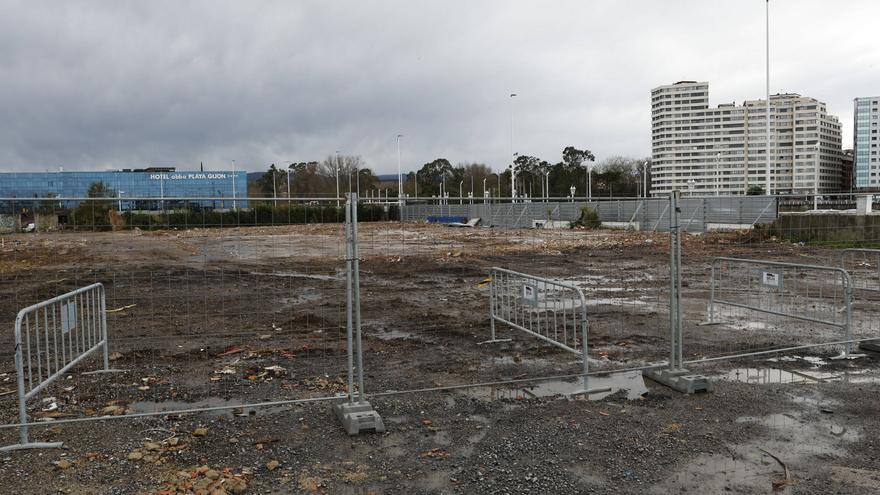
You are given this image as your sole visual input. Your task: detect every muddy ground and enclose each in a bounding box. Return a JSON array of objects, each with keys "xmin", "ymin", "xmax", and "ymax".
[{"xmin": 0, "ymin": 223, "xmax": 879, "ymax": 494}]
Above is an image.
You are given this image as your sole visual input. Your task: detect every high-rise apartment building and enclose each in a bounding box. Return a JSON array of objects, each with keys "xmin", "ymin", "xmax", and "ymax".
[
  {"xmin": 651, "ymin": 81, "xmax": 842, "ymax": 196},
  {"xmin": 853, "ymin": 97, "xmax": 879, "ymax": 189}
]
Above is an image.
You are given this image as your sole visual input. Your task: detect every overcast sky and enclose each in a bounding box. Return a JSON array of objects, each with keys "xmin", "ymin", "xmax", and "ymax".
[{"xmin": 1, "ymin": 0, "xmax": 878, "ymax": 174}]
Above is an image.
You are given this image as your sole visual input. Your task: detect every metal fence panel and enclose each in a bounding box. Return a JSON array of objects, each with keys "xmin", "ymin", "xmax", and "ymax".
[
  {"xmin": 841, "ymin": 248, "xmax": 880, "ymax": 293},
  {"xmin": 4, "ymin": 283, "xmax": 109, "ymax": 450},
  {"xmin": 708, "ymin": 257, "xmax": 853, "ymax": 354}
]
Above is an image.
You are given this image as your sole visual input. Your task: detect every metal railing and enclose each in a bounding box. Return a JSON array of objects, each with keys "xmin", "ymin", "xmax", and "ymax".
[
  {"xmin": 488, "ymin": 267, "xmax": 592, "ymax": 390},
  {"xmin": 708, "ymin": 257, "xmax": 853, "ymax": 355},
  {"xmin": 840, "ymin": 248, "xmax": 880, "ymax": 293},
  {"xmin": 2, "ymin": 283, "xmax": 111, "ymax": 451}
]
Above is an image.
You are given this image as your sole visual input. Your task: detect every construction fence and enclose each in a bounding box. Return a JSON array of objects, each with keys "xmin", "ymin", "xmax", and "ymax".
[{"xmin": 1, "ymin": 193, "xmax": 880, "ymax": 449}]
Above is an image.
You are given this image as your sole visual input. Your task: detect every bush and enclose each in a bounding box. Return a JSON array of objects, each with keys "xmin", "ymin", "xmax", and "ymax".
[{"xmin": 572, "ymin": 206, "xmax": 600, "ymax": 229}]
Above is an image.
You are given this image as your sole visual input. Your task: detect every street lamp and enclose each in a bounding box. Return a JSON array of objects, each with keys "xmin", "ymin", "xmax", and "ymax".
[
  {"xmin": 231, "ymin": 159, "xmax": 236, "ymax": 210},
  {"xmin": 569, "ymin": 185, "xmax": 576, "ymax": 202},
  {"xmin": 586, "ymin": 162, "xmax": 592, "ymax": 201},
  {"xmin": 396, "ymin": 134, "xmax": 403, "ymax": 205},
  {"xmin": 334, "ymin": 151, "xmax": 340, "ymax": 206},
  {"xmin": 765, "ymin": 0, "xmax": 771, "ymax": 195},
  {"xmin": 459, "ymin": 180, "xmax": 463, "ymax": 205},
  {"xmin": 544, "ymin": 170, "xmax": 551, "ymax": 202},
  {"xmin": 509, "ymin": 93, "xmax": 517, "ymax": 201},
  {"xmin": 271, "ymin": 164, "xmax": 278, "ymax": 207},
  {"xmin": 642, "ymin": 161, "xmax": 649, "ymax": 198},
  {"xmin": 814, "ymin": 143, "xmax": 820, "ymax": 210}
]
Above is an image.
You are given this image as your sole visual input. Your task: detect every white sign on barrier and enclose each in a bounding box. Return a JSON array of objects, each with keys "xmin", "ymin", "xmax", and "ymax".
[
  {"xmin": 522, "ymin": 284, "xmax": 537, "ymax": 304},
  {"xmin": 762, "ymin": 271, "xmax": 781, "ymax": 288},
  {"xmin": 61, "ymin": 301, "xmax": 76, "ymax": 334}
]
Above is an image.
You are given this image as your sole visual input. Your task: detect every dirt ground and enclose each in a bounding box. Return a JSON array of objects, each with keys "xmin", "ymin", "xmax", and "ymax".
[{"xmin": 0, "ymin": 223, "xmax": 879, "ymax": 494}]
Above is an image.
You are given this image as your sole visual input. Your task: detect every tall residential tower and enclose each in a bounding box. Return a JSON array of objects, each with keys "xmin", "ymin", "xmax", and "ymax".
[
  {"xmin": 853, "ymin": 97, "xmax": 879, "ymax": 189},
  {"xmin": 651, "ymin": 81, "xmax": 842, "ymax": 196}
]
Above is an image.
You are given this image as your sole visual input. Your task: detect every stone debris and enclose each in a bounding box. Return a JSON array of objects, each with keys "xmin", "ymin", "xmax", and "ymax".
[{"xmin": 154, "ymin": 465, "xmax": 249, "ymax": 494}]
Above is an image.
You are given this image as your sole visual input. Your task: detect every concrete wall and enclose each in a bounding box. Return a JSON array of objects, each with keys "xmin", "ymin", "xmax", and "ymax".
[
  {"xmin": 770, "ymin": 213, "xmax": 880, "ymax": 244},
  {"xmin": 35, "ymin": 212, "xmax": 59, "ymax": 231},
  {"xmin": 0, "ymin": 213, "xmax": 20, "ymax": 233}
]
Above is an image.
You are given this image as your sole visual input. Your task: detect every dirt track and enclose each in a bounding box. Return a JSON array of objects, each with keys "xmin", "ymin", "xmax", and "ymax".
[{"xmin": 1, "ymin": 223, "xmax": 878, "ymax": 494}]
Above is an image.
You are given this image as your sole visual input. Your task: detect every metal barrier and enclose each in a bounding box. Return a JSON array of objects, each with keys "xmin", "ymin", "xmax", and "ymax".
[
  {"xmin": 2, "ymin": 283, "xmax": 112, "ymax": 451},
  {"xmin": 488, "ymin": 267, "xmax": 598, "ymax": 392},
  {"xmin": 332, "ymin": 193, "xmax": 384, "ymax": 435},
  {"xmin": 841, "ymin": 248, "xmax": 880, "ymax": 293},
  {"xmin": 708, "ymin": 257, "xmax": 854, "ymax": 356}
]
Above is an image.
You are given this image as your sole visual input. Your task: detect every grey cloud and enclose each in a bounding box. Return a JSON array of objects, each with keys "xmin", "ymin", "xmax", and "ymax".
[{"xmin": 0, "ymin": 0, "xmax": 877, "ymax": 174}]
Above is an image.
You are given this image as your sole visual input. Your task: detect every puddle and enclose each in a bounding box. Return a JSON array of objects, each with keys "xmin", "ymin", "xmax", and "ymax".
[
  {"xmin": 129, "ymin": 398, "xmax": 289, "ymax": 418},
  {"xmin": 660, "ymin": 402, "xmax": 861, "ymax": 493},
  {"xmin": 459, "ymin": 371, "xmax": 648, "ymax": 402},
  {"xmin": 719, "ymin": 366, "xmax": 878, "ymax": 385},
  {"xmin": 719, "ymin": 368, "xmax": 816, "ymax": 384}
]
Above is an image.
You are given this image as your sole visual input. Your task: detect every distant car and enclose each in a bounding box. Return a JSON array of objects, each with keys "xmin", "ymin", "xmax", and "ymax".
[{"xmin": 23, "ymin": 222, "xmax": 35, "ymax": 232}]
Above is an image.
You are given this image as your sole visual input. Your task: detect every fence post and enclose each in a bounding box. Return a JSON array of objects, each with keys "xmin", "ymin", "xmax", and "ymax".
[
  {"xmin": 708, "ymin": 261, "xmax": 716, "ymax": 323},
  {"xmin": 14, "ymin": 319, "xmax": 28, "ymax": 445},
  {"xmin": 333, "ymin": 193, "xmax": 384, "ymax": 435},
  {"xmin": 644, "ymin": 191, "xmax": 712, "ymax": 394}
]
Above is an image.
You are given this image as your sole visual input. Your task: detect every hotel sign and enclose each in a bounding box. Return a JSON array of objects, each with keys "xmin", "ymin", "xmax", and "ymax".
[{"xmin": 149, "ymin": 173, "xmax": 233, "ymax": 181}]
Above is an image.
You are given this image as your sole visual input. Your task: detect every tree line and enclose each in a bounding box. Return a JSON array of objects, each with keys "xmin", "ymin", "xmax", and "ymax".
[{"xmin": 252, "ymin": 148, "xmax": 651, "ymax": 199}]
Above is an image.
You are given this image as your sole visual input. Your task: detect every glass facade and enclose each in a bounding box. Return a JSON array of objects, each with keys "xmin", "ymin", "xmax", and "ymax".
[
  {"xmin": 0, "ymin": 170, "xmax": 248, "ymax": 209},
  {"xmin": 854, "ymin": 97, "xmax": 878, "ymax": 189}
]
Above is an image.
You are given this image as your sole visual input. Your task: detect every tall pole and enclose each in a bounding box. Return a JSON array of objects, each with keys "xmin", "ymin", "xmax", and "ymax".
[
  {"xmin": 586, "ymin": 163, "xmax": 592, "ymax": 201},
  {"xmin": 286, "ymin": 168, "xmax": 291, "ymax": 199},
  {"xmin": 231, "ymin": 159, "xmax": 236, "ymax": 210},
  {"xmin": 272, "ymin": 164, "xmax": 277, "ymax": 207},
  {"xmin": 397, "ymin": 134, "xmax": 403, "ymax": 204},
  {"xmin": 335, "ymin": 151, "xmax": 341, "ymax": 207},
  {"xmin": 509, "ymin": 93, "xmax": 517, "ymax": 201},
  {"xmin": 814, "ymin": 143, "xmax": 820, "ymax": 210},
  {"xmin": 643, "ymin": 161, "xmax": 648, "ymax": 198},
  {"xmin": 715, "ymin": 153, "xmax": 721, "ymax": 196},
  {"xmin": 765, "ymin": 0, "xmax": 771, "ymax": 195},
  {"xmin": 459, "ymin": 180, "xmax": 463, "ymax": 205}
]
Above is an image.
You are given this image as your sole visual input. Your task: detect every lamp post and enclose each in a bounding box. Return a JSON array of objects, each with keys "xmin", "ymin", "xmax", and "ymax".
[
  {"xmin": 118, "ymin": 191, "xmax": 124, "ymax": 211},
  {"xmin": 544, "ymin": 170, "xmax": 551, "ymax": 202},
  {"xmin": 286, "ymin": 165, "xmax": 292, "ymax": 199},
  {"xmin": 396, "ymin": 134, "xmax": 403, "ymax": 205},
  {"xmin": 335, "ymin": 151, "xmax": 340, "ymax": 207},
  {"xmin": 586, "ymin": 162, "xmax": 592, "ymax": 201},
  {"xmin": 459, "ymin": 180, "xmax": 463, "ymax": 205},
  {"xmin": 482, "ymin": 177, "xmax": 488, "ymax": 204},
  {"xmin": 814, "ymin": 143, "xmax": 820, "ymax": 210},
  {"xmin": 765, "ymin": 0, "xmax": 772, "ymax": 196},
  {"xmin": 642, "ymin": 161, "xmax": 649, "ymax": 198},
  {"xmin": 272, "ymin": 164, "xmax": 278, "ymax": 207},
  {"xmin": 715, "ymin": 153, "xmax": 722, "ymax": 196},
  {"xmin": 231, "ymin": 159, "xmax": 236, "ymax": 210},
  {"xmin": 569, "ymin": 185, "xmax": 576, "ymax": 203},
  {"xmin": 509, "ymin": 93, "xmax": 517, "ymax": 201}
]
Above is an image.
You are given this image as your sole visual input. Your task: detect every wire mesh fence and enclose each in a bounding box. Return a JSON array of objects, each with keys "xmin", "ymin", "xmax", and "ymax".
[{"xmin": 3, "ymin": 192, "xmax": 880, "ymax": 451}]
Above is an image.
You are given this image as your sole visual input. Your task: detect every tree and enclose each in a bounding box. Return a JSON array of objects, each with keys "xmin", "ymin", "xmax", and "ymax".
[
  {"xmin": 319, "ymin": 154, "xmax": 368, "ymax": 196},
  {"xmin": 416, "ymin": 158, "xmax": 453, "ymax": 196},
  {"xmin": 255, "ymin": 164, "xmax": 281, "ymax": 197}
]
